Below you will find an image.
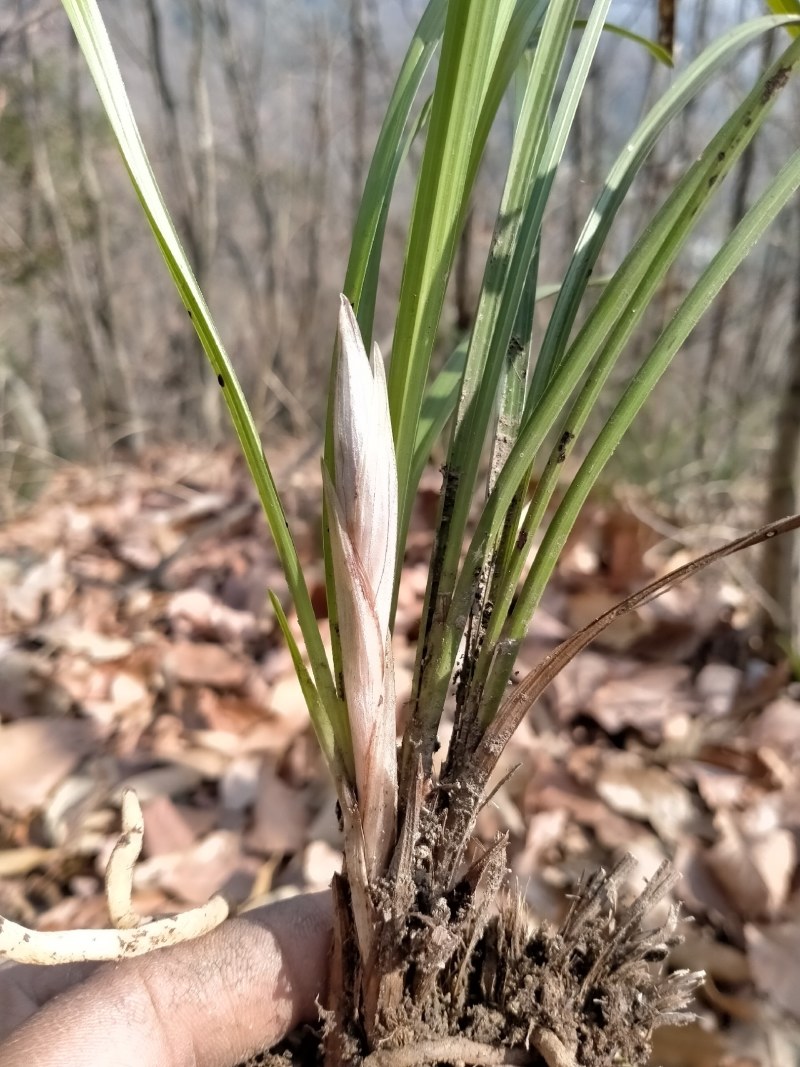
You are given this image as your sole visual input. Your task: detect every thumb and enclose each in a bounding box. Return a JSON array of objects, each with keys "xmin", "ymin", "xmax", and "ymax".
[{"xmin": 0, "ymin": 890, "xmax": 332, "ymax": 1067}]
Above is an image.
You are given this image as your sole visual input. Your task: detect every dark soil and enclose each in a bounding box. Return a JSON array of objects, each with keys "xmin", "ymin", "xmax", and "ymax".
[
  {"xmin": 319, "ymin": 766, "xmax": 701, "ymax": 1067},
  {"xmin": 242, "ymin": 853, "xmax": 698, "ymax": 1067}
]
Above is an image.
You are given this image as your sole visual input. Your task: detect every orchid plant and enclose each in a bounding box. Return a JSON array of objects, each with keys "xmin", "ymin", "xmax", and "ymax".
[{"xmin": 6, "ymin": 0, "xmax": 800, "ymax": 1063}]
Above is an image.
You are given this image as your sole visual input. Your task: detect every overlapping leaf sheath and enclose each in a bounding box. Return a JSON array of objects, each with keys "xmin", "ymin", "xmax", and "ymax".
[{"xmin": 324, "ymin": 295, "xmax": 398, "ymax": 877}]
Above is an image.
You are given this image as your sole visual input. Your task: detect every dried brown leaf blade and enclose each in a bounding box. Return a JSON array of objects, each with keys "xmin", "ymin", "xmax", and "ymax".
[{"xmin": 476, "ymin": 514, "xmax": 800, "ymax": 782}]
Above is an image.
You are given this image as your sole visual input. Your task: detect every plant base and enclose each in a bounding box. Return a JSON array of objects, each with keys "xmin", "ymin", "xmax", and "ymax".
[{"xmin": 321, "ymin": 787, "xmax": 701, "ymax": 1067}]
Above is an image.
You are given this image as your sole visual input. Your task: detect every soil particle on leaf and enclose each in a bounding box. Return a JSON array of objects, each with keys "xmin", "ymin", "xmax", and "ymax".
[{"xmin": 762, "ymin": 66, "xmax": 790, "ymax": 102}]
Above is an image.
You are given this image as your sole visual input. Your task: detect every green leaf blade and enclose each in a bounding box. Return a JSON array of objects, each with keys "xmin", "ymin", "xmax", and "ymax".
[
  {"xmin": 388, "ymin": 0, "xmax": 516, "ymax": 547},
  {"xmin": 61, "ymin": 0, "xmax": 347, "ymax": 774}
]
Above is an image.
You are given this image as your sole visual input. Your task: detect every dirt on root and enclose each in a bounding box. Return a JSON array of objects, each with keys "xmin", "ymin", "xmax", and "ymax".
[
  {"xmin": 246, "ymin": 853, "xmax": 697, "ymax": 1067},
  {"xmin": 315, "ymin": 762, "xmax": 700, "ymax": 1067}
]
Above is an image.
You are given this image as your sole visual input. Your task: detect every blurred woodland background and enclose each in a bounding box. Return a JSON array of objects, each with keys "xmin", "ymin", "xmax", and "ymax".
[
  {"xmin": 1, "ymin": 7, "xmax": 800, "ymax": 1060},
  {"xmin": 0, "ymin": 0, "xmax": 798, "ymax": 622},
  {"xmin": 2, "ymin": 0, "xmax": 800, "ymax": 655}
]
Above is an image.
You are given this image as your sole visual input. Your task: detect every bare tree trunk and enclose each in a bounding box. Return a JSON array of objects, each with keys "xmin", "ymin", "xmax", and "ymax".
[
  {"xmin": 186, "ymin": 0, "xmax": 217, "ymax": 291},
  {"xmin": 694, "ymin": 29, "xmax": 775, "ymax": 463},
  {"xmin": 210, "ymin": 0, "xmax": 276, "ymax": 294},
  {"xmin": 20, "ymin": 13, "xmax": 120, "ymax": 452},
  {"xmin": 300, "ymin": 16, "xmax": 331, "ymax": 360},
  {"xmin": 141, "ymin": 0, "xmax": 216, "ymax": 434},
  {"xmin": 0, "ymin": 2, "xmax": 52, "ymax": 55},
  {"xmin": 210, "ymin": 0, "xmax": 295, "ymax": 427},
  {"xmin": 735, "ymin": 252, "xmax": 788, "ymax": 412},
  {"xmin": 678, "ymin": 0, "xmax": 710, "ymax": 147},
  {"xmin": 625, "ymin": 34, "xmax": 685, "ymax": 360},
  {"xmin": 142, "ymin": 0, "xmax": 199, "ymax": 266},
  {"xmin": 760, "ymin": 206, "xmax": 800, "ymax": 653},
  {"xmin": 564, "ymin": 49, "xmax": 603, "ymax": 272},
  {"xmin": 67, "ymin": 26, "xmax": 142, "ymax": 452},
  {"xmin": 142, "ymin": 0, "xmax": 217, "ymax": 286},
  {"xmin": 186, "ymin": 0, "xmax": 221, "ymax": 438},
  {"xmin": 349, "ymin": 0, "xmax": 367, "ymax": 225},
  {"xmin": 1, "ymin": 138, "xmax": 52, "ymax": 480},
  {"xmin": 657, "ymin": 0, "xmax": 676, "ymax": 60},
  {"xmin": 18, "ymin": 153, "xmax": 49, "ymax": 453}
]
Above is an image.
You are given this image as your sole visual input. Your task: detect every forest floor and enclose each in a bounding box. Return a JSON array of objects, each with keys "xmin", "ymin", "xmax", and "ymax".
[{"xmin": 0, "ymin": 443, "xmax": 799, "ymax": 1066}]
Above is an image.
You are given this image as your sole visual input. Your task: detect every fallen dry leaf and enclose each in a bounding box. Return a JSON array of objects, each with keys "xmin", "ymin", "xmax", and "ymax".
[
  {"xmin": 565, "ymin": 586, "xmax": 653, "ymax": 651},
  {"xmin": 594, "ymin": 752, "xmax": 701, "ymax": 844},
  {"xmin": 246, "ymin": 761, "xmax": 308, "ymax": 855},
  {"xmin": 544, "ymin": 649, "xmax": 610, "ymax": 726},
  {"xmin": 746, "ymin": 922, "xmax": 800, "ymax": 1021},
  {"xmin": 141, "ymin": 795, "xmax": 198, "ymax": 857},
  {"xmin": 167, "ymin": 588, "xmax": 263, "ymax": 645},
  {"xmin": 679, "ymin": 761, "xmax": 749, "ymax": 811},
  {"xmin": 749, "ymin": 696, "xmax": 800, "ymax": 757},
  {"xmin": 268, "ymin": 672, "xmax": 316, "ymax": 735},
  {"xmin": 134, "ymin": 829, "xmax": 258, "ymax": 906},
  {"xmin": 649, "ymin": 1022, "xmax": 726, "ymax": 1067},
  {"xmin": 0, "ymin": 847, "xmax": 56, "ymax": 877},
  {"xmin": 34, "ymin": 619, "xmax": 133, "ymax": 662},
  {"xmin": 0, "ymin": 446, "xmax": 798, "ymax": 1059},
  {"xmin": 220, "ymin": 755, "xmax": 262, "ymax": 811},
  {"xmin": 0, "ymin": 645, "xmax": 72, "ymax": 720},
  {"xmin": 588, "ymin": 664, "xmax": 699, "ymax": 741},
  {"xmin": 163, "ymin": 640, "xmax": 249, "ymax": 689},
  {"xmin": 0, "ymin": 718, "xmax": 97, "ymax": 816},
  {"xmin": 695, "ymin": 663, "xmax": 742, "ymax": 719},
  {"xmin": 670, "ymin": 928, "xmax": 750, "ymax": 984},
  {"xmin": 2, "ymin": 549, "xmax": 69, "ymax": 626},
  {"xmin": 706, "ymin": 810, "xmax": 795, "ymax": 920},
  {"xmin": 301, "ymin": 840, "xmax": 341, "ymax": 887}
]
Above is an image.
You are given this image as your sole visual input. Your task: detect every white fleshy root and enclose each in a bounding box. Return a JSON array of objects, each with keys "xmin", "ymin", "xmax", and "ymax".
[{"xmin": 0, "ymin": 788, "xmax": 228, "ymax": 965}]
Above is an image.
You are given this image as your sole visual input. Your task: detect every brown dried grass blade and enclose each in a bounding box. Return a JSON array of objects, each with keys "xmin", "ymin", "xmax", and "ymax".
[{"xmin": 475, "ymin": 513, "xmax": 800, "ymax": 782}]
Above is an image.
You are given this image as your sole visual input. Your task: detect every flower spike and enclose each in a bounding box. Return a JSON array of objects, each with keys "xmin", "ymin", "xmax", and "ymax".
[{"xmin": 325, "ymin": 295, "xmax": 398, "ymax": 876}]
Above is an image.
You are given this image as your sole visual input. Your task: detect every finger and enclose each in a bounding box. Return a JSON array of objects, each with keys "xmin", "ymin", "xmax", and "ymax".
[
  {"xmin": 0, "ymin": 962, "xmax": 98, "ymax": 1041},
  {"xmin": 0, "ymin": 890, "xmax": 332, "ymax": 1067}
]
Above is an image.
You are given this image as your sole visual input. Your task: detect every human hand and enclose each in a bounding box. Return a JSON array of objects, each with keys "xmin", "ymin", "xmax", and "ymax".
[{"xmin": 0, "ymin": 890, "xmax": 331, "ymax": 1067}]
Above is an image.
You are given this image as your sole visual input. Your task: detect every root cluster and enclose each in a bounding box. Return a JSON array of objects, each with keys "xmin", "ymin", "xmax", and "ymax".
[{"xmin": 319, "ymin": 773, "xmax": 702, "ymax": 1067}]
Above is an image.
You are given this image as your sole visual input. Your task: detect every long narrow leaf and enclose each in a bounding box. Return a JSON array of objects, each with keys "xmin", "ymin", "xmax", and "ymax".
[
  {"xmin": 577, "ymin": 19, "xmax": 673, "ymax": 66},
  {"xmin": 509, "ymin": 146, "xmax": 800, "ymax": 648},
  {"xmin": 474, "ymin": 145, "xmax": 800, "ymax": 727},
  {"xmin": 405, "ymin": 0, "xmax": 610, "ymax": 772},
  {"xmin": 394, "ymin": 0, "xmax": 550, "ymax": 562},
  {"xmin": 422, "ymin": 31, "xmax": 800, "ymax": 748},
  {"xmin": 450, "ymin": 0, "xmax": 615, "ymax": 751},
  {"xmin": 767, "ymin": 0, "xmax": 800, "ymax": 35},
  {"xmin": 488, "ymin": 28, "xmax": 800, "ymax": 624},
  {"xmin": 528, "ymin": 14, "xmax": 800, "ymax": 405},
  {"xmin": 465, "ymin": 0, "xmax": 550, "ymax": 195},
  {"xmin": 342, "ymin": 0, "xmax": 446, "ymax": 338},
  {"xmin": 409, "ymin": 274, "xmax": 610, "ymax": 493},
  {"xmin": 269, "ymin": 593, "xmax": 348, "ymax": 780},
  {"xmin": 61, "ymin": 0, "xmax": 348, "ymax": 770},
  {"xmin": 388, "ymin": 0, "xmax": 516, "ymax": 542},
  {"xmin": 410, "ymin": 339, "xmax": 469, "ymax": 495},
  {"xmin": 456, "ymin": 32, "xmax": 800, "ymax": 658}
]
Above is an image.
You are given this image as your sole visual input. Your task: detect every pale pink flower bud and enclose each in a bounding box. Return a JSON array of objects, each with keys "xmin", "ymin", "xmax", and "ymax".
[{"xmin": 325, "ymin": 295, "xmax": 398, "ymax": 876}]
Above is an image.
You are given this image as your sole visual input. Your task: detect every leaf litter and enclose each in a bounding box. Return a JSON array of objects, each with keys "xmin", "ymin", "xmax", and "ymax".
[{"xmin": 0, "ymin": 446, "xmax": 799, "ymax": 1063}]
